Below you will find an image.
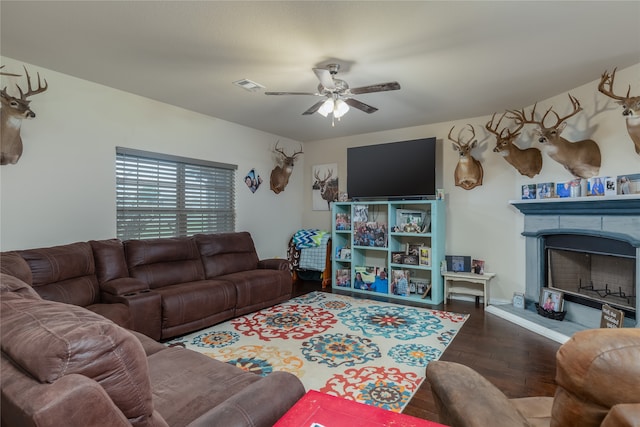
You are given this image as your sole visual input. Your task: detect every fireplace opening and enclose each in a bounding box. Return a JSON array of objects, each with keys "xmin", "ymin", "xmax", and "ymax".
[{"xmin": 544, "ymin": 234, "xmax": 636, "ymax": 318}]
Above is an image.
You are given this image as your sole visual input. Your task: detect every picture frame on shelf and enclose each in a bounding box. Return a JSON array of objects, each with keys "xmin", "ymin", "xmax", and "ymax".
[
  {"xmin": 539, "ymin": 287, "xmax": 564, "ymax": 312},
  {"xmin": 617, "ymin": 173, "xmax": 640, "ymax": 195},
  {"xmin": 604, "ymin": 176, "xmax": 617, "ymax": 196},
  {"xmin": 338, "ymin": 248, "xmax": 351, "ymax": 260},
  {"xmin": 353, "ymin": 205, "xmax": 369, "ymax": 222},
  {"xmin": 335, "ymin": 269, "xmax": 351, "ymax": 288},
  {"xmin": 391, "ymin": 252, "xmax": 405, "ymax": 264},
  {"xmin": 471, "ymin": 259, "xmax": 485, "ymax": 275},
  {"xmin": 419, "ymin": 247, "xmax": 431, "ymax": 267},
  {"xmin": 536, "ymin": 182, "xmax": 554, "ymax": 199},
  {"xmin": 402, "ymin": 254, "xmax": 419, "ymax": 265},
  {"xmin": 556, "ymin": 178, "xmax": 583, "ymax": 198},
  {"xmin": 411, "ymin": 278, "xmax": 431, "ymax": 296},
  {"xmin": 406, "ymin": 243, "xmax": 422, "ymax": 256},
  {"xmin": 391, "ymin": 269, "xmax": 410, "ymax": 296},
  {"xmin": 587, "ymin": 176, "xmax": 607, "ymax": 196},
  {"xmin": 521, "ymin": 184, "xmax": 536, "ymax": 199},
  {"xmin": 335, "ymin": 213, "xmax": 351, "ymax": 230},
  {"xmin": 446, "ymin": 255, "xmax": 471, "ymax": 273}
]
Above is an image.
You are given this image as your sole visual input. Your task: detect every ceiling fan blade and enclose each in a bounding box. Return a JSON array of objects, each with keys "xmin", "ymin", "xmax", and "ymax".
[
  {"xmin": 349, "ymin": 81, "xmax": 401, "ymax": 95},
  {"xmin": 345, "ymin": 98, "xmax": 378, "ymax": 114},
  {"xmin": 313, "ymin": 68, "xmax": 335, "ymax": 90},
  {"xmin": 302, "ymin": 99, "xmax": 326, "ymax": 115},
  {"xmin": 264, "ymin": 91, "xmax": 321, "ymax": 96}
]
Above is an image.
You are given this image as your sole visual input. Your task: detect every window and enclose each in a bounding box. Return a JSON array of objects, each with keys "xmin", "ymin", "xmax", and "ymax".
[{"xmin": 116, "ymin": 147, "xmax": 236, "ymax": 240}]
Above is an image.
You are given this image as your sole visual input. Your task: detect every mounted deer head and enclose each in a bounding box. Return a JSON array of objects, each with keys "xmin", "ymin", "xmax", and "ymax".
[
  {"xmin": 1, "ymin": 66, "xmax": 48, "ymax": 165},
  {"xmin": 448, "ymin": 124, "xmax": 483, "ymax": 190},
  {"xmin": 598, "ymin": 68, "xmax": 640, "ymax": 155},
  {"xmin": 270, "ymin": 141, "xmax": 303, "ymax": 194},
  {"xmin": 486, "ymin": 112, "xmax": 542, "ymax": 178},
  {"xmin": 508, "ymin": 94, "xmax": 601, "ymax": 179},
  {"xmin": 314, "ymin": 168, "xmax": 339, "ymax": 208}
]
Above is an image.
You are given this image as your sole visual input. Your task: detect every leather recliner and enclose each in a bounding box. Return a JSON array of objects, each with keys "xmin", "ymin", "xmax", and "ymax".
[{"xmin": 426, "ymin": 327, "xmax": 640, "ymax": 427}]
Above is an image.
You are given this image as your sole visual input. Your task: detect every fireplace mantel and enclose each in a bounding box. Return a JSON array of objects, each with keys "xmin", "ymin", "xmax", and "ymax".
[{"xmin": 510, "ymin": 195, "xmax": 640, "ymax": 216}]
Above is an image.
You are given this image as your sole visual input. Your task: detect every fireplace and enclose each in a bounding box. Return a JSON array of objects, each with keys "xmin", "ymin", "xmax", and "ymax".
[
  {"xmin": 545, "ymin": 234, "xmax": 636, "ymax": 317},
  {"xmin": 511, "ymin": 196, "xmax": 640, "ymax": 329}
]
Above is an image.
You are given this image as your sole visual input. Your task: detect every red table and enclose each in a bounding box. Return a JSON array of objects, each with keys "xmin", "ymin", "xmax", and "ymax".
[{"xmin": 274, "ymin": 390, "xmax": 447, "ymax": 427}]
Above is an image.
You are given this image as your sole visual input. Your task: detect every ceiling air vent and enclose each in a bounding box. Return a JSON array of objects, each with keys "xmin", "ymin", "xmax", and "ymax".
[{"xmin": 233, "ymin": 79, "xmax": 265, "ymax": 92}]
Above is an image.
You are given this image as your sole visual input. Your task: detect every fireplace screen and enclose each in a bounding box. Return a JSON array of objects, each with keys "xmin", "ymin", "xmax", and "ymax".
[{"xmin": 547, "ymin": 248, "xmax": 636, "ymax": 312}]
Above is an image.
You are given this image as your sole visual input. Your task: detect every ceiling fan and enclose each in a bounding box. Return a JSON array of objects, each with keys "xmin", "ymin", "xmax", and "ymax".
[{"xmin": 265, "ymin": 64, "xmax": 401, "ymax": 122}]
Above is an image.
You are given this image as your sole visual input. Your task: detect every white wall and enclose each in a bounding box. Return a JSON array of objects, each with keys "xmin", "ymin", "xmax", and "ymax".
[
  {"xmin": 0, "ymin": 57, "xmax": 304, "ymax": 258},
  {"xmin": 302, "ymin": 63, "xmax": 640, "ymax": 303}
]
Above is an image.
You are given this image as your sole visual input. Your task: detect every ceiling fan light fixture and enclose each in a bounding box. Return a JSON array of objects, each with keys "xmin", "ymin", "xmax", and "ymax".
[
  {"xmin": 318, "ymin": 98, "xmax": 334, "ymax": 117},
  {"xmin": 333, "ymin": 99, "xmax": 349, "ymax": 119}
]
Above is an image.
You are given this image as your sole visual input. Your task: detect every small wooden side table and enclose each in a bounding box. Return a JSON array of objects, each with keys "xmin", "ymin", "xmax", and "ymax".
[{"xmin": 442, "ymin": 271, "xmax": 496, "ymax": 308}]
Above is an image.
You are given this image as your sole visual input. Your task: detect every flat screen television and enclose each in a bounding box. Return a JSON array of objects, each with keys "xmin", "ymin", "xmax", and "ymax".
[{"xmin": 347, "ymin": 137, "xmax": 437, "ymax": 200}]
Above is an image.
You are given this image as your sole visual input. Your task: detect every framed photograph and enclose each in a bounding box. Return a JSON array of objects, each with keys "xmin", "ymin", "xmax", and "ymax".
[
  {"xmin": 556, "ymin": 178, "xmax": 583, "ymax": 198},
  {"xmin": 539, "ymin": 287, "xmax": 564, "ymax": 312},
  {"xmin": 406, "ymin": 243, "xmax": 422, "ymax": 256},
  {"xmin": 446, "ymin": 255, "xmax": 471, "ymax": 273},
  {"xmin": 587, "ymin": 176, "xmax": 607, "ymax": 196},
  {"xmin": 617, "ymin": 173, "xmax": 640, "ymax": 195},
  {"xmin": 411, "ymin": 278, "xmax": 430, "ymax": 296},
  {"xmin": 471, "ymin": 259, "xmax": 484, "ymax": 275},
  {"xmin": 338, "ymin": 248, "xmax": 351, "ymax": 260},
  {"xmin": 536, "ymin": 182, "xmax": 554, "ymax": 199},
  {"xmin": 335, "ymin": 213, "xmax": 351, "ymax": 230},
  {"xmin": 419, "ymin": 247, "xmax": 431, "ymax": 267},
  {"xmin": 521, "ymin": 184, "xmax": 536, "ymax": 200},
  {"xmin": 391, "ymin": 269, "xmax": 410, "ymax": 296},
  {"xmin": 335, "ymin": 269, "xmax": 351, "ymax": 288},
  {"xmin": 391, "ymin": 251, "xmax": 405, "ymax": 264},
  {"xmin": 604, "ymin": 177, "xmax": 617, "ymax": 196},
  {"xmin": 353, "ymin": 205, "xmax": 369, "ymax": 222},
  {"xmin": 402, "ymin": 254, "xmax": 419, "ymax": 265}
]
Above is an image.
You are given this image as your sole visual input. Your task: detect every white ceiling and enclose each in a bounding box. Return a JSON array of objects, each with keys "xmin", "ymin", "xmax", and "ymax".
[{"xmin": 1, "ymin": 1, "xmax": 639, "ymax": 143}]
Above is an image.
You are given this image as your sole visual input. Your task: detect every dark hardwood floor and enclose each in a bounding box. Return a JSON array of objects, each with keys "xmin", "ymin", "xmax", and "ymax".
[{"xmin": 292, "ymin": 280, "xmax": 560, "ymax": 422}]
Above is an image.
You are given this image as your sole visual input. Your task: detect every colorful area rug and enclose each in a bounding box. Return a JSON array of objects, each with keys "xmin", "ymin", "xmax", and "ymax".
[{"xmin": 166, "ymin": 291, "xmax": 468, "ymax": 412}]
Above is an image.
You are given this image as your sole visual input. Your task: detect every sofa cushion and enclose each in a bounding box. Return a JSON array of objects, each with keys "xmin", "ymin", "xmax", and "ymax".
[
  {"xmin": 553, "ymin": 328, "xmax": 640, "ymax": 426},
  {"xmin": 155, "ymin": 279, "xmax": 236, "ymax": 340},
  {"xmin": 16, "ymin": 242, "xmax": 100, "ymax": 307},
  {"xmin": 90, "ymin": 239, "xmax": 130, "ymax": 283},
  {"xmin": 220, "ymin": 269, "xmax": 292, "ymax": 316},
  {"xmin": 125, "ymin": 237, "xmax": 205, "ymax": 288},
  {"xmin": 0, "ymin": 251, "xmax": 33, "ymax": 284},
  {"xmin": 196, "ymin": 232, "xmax": 259, "ymax": 278},
  {"xmin": 0, "ymin": 272, "xmax": 40, "ymax": 299},
  {"xmin": 1, "ymin": 294, "xmax": 156, "ymax": 427}
]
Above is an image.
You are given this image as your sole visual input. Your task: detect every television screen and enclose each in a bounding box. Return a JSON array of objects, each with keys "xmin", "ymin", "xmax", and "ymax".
[{"xmin": 347, "ymin": 137, "xmax": 437, "ymax": 200}]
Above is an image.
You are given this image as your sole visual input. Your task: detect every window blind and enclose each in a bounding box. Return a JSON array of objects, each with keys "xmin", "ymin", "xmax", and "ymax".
[{"xmin": 116, "ymin": 147, "xmax": 236, "ymax": 240}]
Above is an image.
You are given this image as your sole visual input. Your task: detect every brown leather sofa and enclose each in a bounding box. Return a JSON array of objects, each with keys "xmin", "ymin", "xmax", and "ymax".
[
  {"xmin": 1, "ymin": 232, "xmax": 292, "ymax": 341},
  {"xmin": 426, "ymin": 328, "xmax": 640, "ymax": 427},
  {"xmin": 1, "ymin": 273, "xmax": 305, "ymax": 427}
]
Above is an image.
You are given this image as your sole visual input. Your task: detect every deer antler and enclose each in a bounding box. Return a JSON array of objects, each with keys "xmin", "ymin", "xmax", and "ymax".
[
  {"xmin": 448, "ymin": 124, "xmax": 476, "ymax": 148},
  {"xmin": 486, "ymin": 112, "xmax": 523, "ymax": 139},
  {"xmin": 598, "ymin": 68, "xmax": 631, "ymax": 101},
  {"xmin": 17, "ymin": 66, "xmax": 48, "ymax": 100},
  {"xmin": 548, "ymin": 94, "xmax": 582, "ymax": 128},
  {"xmin": 0, "ymin": 65, "xmax": 21, "ymax": 77}
]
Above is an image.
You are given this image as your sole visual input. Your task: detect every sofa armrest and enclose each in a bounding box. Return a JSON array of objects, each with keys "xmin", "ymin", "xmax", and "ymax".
[
  {"xmin": 100, "ymin": 277, "xmax": 149, "ymax": 296},
  {"xmin": 1, "ymin": 372, "xmax": 133, "ymax": 427},
  {"xmin": 100, "ymin": 279, "xmax": 162, "ymax": 340},
  {"xmin": 186, "ymin": 371, "xmax": 305, "ymax": 427},
  {"xmin": 601, "ymin": 403, "xmax": 640, "ymax": 427},
  {"xmin": 258, "ymin": 258, "xmax": 290, "ymax": 271},
  {"xmin": 426, "ymin": 361, "xmax": 530, "ymax": 427}
]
